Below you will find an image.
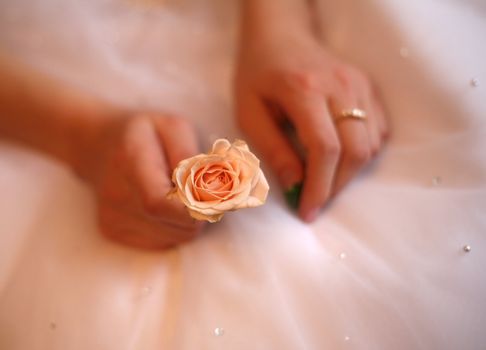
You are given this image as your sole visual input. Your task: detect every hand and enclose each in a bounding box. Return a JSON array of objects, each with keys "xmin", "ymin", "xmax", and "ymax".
[
  {"xmin": 80, "ymin": 114, "xmax": 204, "ymax": 249},
  {"xmin": 0, "ymin": 57, "xmax": 203, "ymax": 247},
  {"xmin": 235, "ymin": 32, "xmax": 388, "ymax": 222}
]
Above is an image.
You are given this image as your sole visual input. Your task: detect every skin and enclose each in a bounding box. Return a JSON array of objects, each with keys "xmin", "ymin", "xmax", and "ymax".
[
  {"xmin": 236, "ymin": 0, "xmax": 388, "ymax": 222},
  {"xmin": 0, "ymin": 55, "xmax": 203, "ymax": 249},
  {"xmin": 0, "ymin": 0, "xmax": 388, "ymax": 248}
]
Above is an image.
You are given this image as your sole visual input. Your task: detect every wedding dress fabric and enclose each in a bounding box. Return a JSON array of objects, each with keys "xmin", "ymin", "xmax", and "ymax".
[{"xmin": 1, "ymin": 0, "xmax": 485, "ymax": 349}]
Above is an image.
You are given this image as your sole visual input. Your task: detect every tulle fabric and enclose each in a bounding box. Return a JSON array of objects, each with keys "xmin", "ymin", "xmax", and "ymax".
[{"xmin": 1, "ymin": 0, "xmax": 485, "ymax": 349}]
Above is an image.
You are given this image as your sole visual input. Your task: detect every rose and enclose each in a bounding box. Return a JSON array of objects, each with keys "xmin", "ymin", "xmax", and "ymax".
[{"xmin": 169, "ymin": 139, "xmax": 269, "ymax": 222}]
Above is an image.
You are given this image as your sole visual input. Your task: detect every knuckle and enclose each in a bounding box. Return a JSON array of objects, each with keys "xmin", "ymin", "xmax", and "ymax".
[
  {"xmin": 176, "ymin": 235, "xmax": 197, "ymax": 246},
  {"xmin": 312, "ymin": 135, "xmax": 341, "ymax": 158},
  {"xmin": 354, "ymin": 70, "xmax": 372, "ymax": 91},
  {"xmin": 309, "ymin": 137, "xmax": 326, "ymax": 153},
  {"xmin": 334, "ymin": 65, "xmax": 372, "ymax": 92},
  {"xmin": 362, "ymin": 74, "xmax": 372, "ymax": 89},
  {"xmin": 352, "ymin": 67, "xmax": 367, "ymax": 80},
  {"xmin": 98, "ymin": 209, "xmax": 119, "ymax": 239},
  {"xmin": 177, "ymin": 223, "xmax": 204, "ymax": 241},
  {"xmin": 98, "ymin": 210, "xmax": 110, "ymax": 231},
  {"xmin": 326, "ymin": 141, "xmax": 341, "ymax": 157},
  {"xmin": 347, "ymin": 145, "xmax": 371, "ymax": 164},
  {"xmin": 278, "ymin": 68, "xmax": 321, "ymax": 94},
  {"xmin": 267, "ymin": 141, "xmax": 284, "ymax": 161},
  {"xmin": 188, "ymin": 223, "xmax": 204, "ymax": 237},
  {"xmin": 165, "ymin": 115, "xmax": 191, "ymax": 131},
  {"xmin": 127, "ymin": 114, "xmax": 152, "ymax": 135},
  {"xmin": 370, "ymin": 140, "xmax": 382, "ymax": 157},
  {"xmin": 380, "ymin": 123, "xmax": 390, "ymax": 140},
  {"xmin": 236, "ymin": 111, "xmax": 251, "ymax": 131},
  {"xmin": 333, "ymin": 66, "xmax": 352, "ymax": 89},
  {"xmin": 141, "ymin": 194, "xmax": 162, "ymax": 216},
  {"xmin": 99, "ymin": 226, "xmax": 116, "ymax": 242},
  {"xmin": 381, "ymin": 129, "xmax": 390, "ymax": 141},
  {"xmin": 130, "ymin": 113, "xmax": 149, "ymax": 124},
  {"xmin": 120, "ymin": 134, "xmax": 133, "ymax": 156},
  {"xmin": 120, "ymin": 122, "xmax": 143, "ymax": 158},
  {"xmin": 193, "ymin": 220, "xmax": 205, "ymax": 232},
  {"xmin": 261, "ymin": 139, "xmax": 299, "ymax": 176},
  {"xmin": 324, "ymin": 138, "xmax": 341, "ymax": 157}
]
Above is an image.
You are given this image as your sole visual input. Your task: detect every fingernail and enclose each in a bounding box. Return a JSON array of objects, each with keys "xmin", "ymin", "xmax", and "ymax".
[
  {"xmin": 284, "ymin": 182, "xmax": 303, "ymax": 210},
  {"xmin": 280, "ymin": 168, "xmax": 300, "ymax": 189},
  {"xmin": 304, "ymin": 207, "xmax": 320, "ymax": 223}
]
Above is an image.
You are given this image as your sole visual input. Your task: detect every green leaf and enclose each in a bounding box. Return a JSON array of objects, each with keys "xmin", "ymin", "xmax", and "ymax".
[{"xmin": 284, "ymin": 183, "xmax": 303, "ymax": 210}]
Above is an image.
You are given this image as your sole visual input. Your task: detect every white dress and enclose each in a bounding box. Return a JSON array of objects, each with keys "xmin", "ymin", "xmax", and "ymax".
[{"xmin": 1, "ymin": 0, "xmax": 485, "ymax": 349}]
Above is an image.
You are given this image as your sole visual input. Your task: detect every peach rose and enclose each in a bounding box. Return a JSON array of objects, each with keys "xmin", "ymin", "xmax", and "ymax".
[{"xmin": 169, "ymin": 139, "xmax": 269, "ymax": 222}]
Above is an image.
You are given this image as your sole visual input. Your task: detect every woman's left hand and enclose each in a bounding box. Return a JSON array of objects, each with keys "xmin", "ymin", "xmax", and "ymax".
[{"xmin": 235, "ymin": 26, "xmax": 388, "ymax": 222}]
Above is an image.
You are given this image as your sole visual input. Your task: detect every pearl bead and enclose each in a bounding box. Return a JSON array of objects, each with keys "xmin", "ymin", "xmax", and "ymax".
[
  {"xmin": 463, "ymin": 245, "xmax": 471, "ymax": 252},
  {"xmin": 344, "ymin": 336, "xmax": 351, "ymax": 341},
  {"xmin": 214, "ymin": 327, "xmax": 225, "ymax": 336},
  {"xmin": 339, "ymin": 252, "xmax": 347, "ymax": 260}
]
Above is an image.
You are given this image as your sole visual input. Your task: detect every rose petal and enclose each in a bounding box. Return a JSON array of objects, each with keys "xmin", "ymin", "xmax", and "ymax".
[
  {"xmin": 174, "ymin": 154, "xmax": 206, "ymax": 190},
  {"xmin": 209, "ymin": 183, "xmax": 251, "ymax": 211},
  {"xmin": 183, "ymin": 180, "xmax": 198, "ymax": 206},
  {"xmin": 234, "ymin": 170, "xmax": 270, "ymax": 209},
  {"xmin": 187, "ymin": 208, "xmax": 224, "ymax": 222},
  {"xmin": 211, "ymin": 139, "xmax": 231, "ymax": 155},
  {"xmin": 186, "ymin": 203, "xmax": 227, "ymax": 216},
  {"xmin": 198, "ymin": 188, "xmax": 224, "ymax": 201},
  {"xmin": 227, "ymin": 141, "xmax": 259, "ymax": 169},
  {"xmin": 251, "ymin": 169, "xmax": 270, "ymax": 202},
  {"xmin": 232, "ymin": 139, "xmax": 250, "ymax": 152}
]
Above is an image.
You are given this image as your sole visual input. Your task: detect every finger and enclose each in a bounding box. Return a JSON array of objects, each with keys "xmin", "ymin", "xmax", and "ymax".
[
  {"xmin": 371, "ymin": 86, "xmax": 389, "ymax": 140},
  {"xmin": 152, "ymin": 115, "xmax": 199, "ymax": 170},
  {"xmin": 123, "ymin": 117, "xmax": 171, "ymax": 196},
  {"xmin": 98, "ymin": 203, "xmax": 200, "ymax": 250},
  {"xmin": 362, "ymin": 104, "xmax": 382, "ymax": 157},
  {"xmin": 277, "ymin": 89, "xmax": 341, "ymax": 222},
  {"xmin": 328, "ymin": 94, "xmax": 371, "ymax": 195},
  {"xmin": 116, "ymin": 194, "xmax": 202, "ymax": 234},
  {"xmin": 237, "ymin": 92, "xmax": 304, "ymax": 189},
  {"xmin": 123, "ymin": 117, "xmax": 195, "ymax": 226},
  {"xmin": 353, "ymin": 81, "xmax": 381, "ymax": 157}
]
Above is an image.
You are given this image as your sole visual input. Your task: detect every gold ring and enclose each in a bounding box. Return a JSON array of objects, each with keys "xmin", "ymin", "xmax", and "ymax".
[{"xmin": 335, "ymin": 108, "xmax": 367, "ymax": 122}]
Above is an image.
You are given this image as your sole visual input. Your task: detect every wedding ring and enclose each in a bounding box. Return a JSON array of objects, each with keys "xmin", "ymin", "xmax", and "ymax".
[{"xmin": 335, "ymin": 108, "xmax": 367, "ymax": 122}]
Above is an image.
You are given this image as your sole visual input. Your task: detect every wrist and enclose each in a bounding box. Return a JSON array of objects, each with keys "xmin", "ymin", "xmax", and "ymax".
[
  {"xmin": 64, "ymin": 103, "xmax": 127, "ymax": 185},
  {"xmin": 0, "ymin": 57, "xmax": 128, "ymax": 185},
  {"xmin": 240, "ymin": 0, "xmax": 314, "ymax": 46}
]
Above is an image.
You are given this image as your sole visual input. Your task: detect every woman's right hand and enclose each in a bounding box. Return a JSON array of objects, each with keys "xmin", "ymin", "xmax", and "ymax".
[
  {"xmin": 79, "ymin": 114, "xmax": 204, "ymax": 249},
  {"xmin": 0, "ymin": 56, "xmax": 203, "ymax": 249}
]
